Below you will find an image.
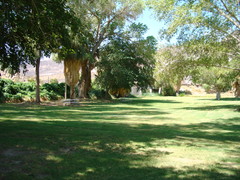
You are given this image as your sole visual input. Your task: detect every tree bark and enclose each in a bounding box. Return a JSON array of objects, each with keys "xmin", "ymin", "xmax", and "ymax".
[
  {"xmin": 216, "ymin": 91, "xmax": 221, "ymax": 100},
  {"xmin": 78, "ymin": 60, "xmax": 92, "ymax": 98},
  {"xmin": 65, "ymin": 83, "xmax": 67, "ymax": 99},
  {"xmin": 70, "ymin": 85, "xmax": 75, "ymax": 99},
  {"xmin": 158, "ymin": 87, "xmax": 162, "ymax": 94},
  {"xmin": 35, "ymin": 55, "xmax": 41, "ymax": 104}
]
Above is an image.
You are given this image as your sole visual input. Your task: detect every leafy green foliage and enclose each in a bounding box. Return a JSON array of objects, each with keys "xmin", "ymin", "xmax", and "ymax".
[
  {"xmin": 89, "ymin": 89, "xmax": 111, "ymax": 100},
  {"xmin": 154, "ymin": 46, "xmax": 190, "ymax": 91},
  {"xmin": 149, "ymin": 0, "xmax": 240, "ymax": 77},
  {"xmin": 161, "ymin": 85, "xmax": 176, "ymax": 96},
  {"xmin": 202, "ymin": 84, "xmax": 212, "ymax": 94},
  {"xmin": 148, "ymin": 0, "xmax": 240, "ymax": 43},
  {"xmin": 41, "ymin": 83, "xmax": 65, "ymax": 97},
  {"xmin": 96, "ymin": 23, "xmax": 157, "ymax": 94},
  {"xmin": 0, "ymin": 0, "xmax": 74, "ymax": 73},
  {"xmin": 192, "ymin": 67, "xmax": 236, "ymax": 93},
  {"xmin": 56, "ymin": 0, "xmax": 146, "ymax": 98},
  {"xmin": 39, "ymin": 82, "xmax": 66, "ymax": 101},
  {"xmin": 57, "ymin": 0, "xmax": 145, "ymax": 62},
  {"xmin": 154, "ymin": 39, "xmax": 239, "ymax": 95},
  {"xmin": 0, "ymin": 79, "xmax": 65, "ymax": 102}
]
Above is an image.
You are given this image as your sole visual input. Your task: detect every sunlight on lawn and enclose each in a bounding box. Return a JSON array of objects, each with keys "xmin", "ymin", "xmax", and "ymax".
[
  {"xmin": 128, "ymin": 140, "xmax": 226, "ymax": 168},
  {"xmin": 46, "ymin": 155, "xmax": 63, "ymax": 163}
]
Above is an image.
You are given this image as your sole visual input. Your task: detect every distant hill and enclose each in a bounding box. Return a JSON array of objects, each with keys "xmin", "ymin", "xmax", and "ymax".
[
  {"xmin": 27, "ymin": 58, "xmax": 65, "ymax": 83},
  {"xmin": 1, "ymin": 58, "xmax": 65, "ymax": 83},
  {"xmin": 1, "ymin": 58, "xmax": 97, "ymax": 83}
]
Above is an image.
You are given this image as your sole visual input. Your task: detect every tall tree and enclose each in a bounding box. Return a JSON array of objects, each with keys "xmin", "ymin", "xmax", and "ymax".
[
  {"xmin": 96, "ymin": 23, "xmax": 157, "ymax": 97},
  {"xmin": 148, "ymin": 0, "xmax": 240, "ymax": 70},
  {"xmin": 0, "ymin": 0, "xmax": 73, "ymax": 103},
  {"xmin": 68, "ymin": 0, "xmax": 145, "ymax": 98},
  {"xmin": 154, "ymin": 45, "xmax": 192, "ymax": 94},
  {"xmin": 192, "ymin": 67, "xmax": 237, "ymax": 100},
  {"xmin": 148, "ymin": 0, "xmax": 240, "ymax": 42},
  {"xmin": 149, "ymin": 0, "xmax": 239, "ymax": 98}
]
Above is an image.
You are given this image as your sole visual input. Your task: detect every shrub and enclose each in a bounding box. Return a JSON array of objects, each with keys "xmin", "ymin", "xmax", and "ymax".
[
  {"xmin": 202, "ymin": 84, "xmax": 212, "ymax": 93},
  {"xmin": 40, "ymin": 89, "xmax": 61, "ymax": 101},
  {"xmin": 161, "ymin": 85, "xmax": 176, "ymax": 96},
  {"xmin": 109, "ymin": 88, "xmax": 131, "ymax": 98},
  {"xmin": 2, "ymin": 81, "xmax": 19, "ymax": 95},
  {"xmin": 25, "ymin": 91, "xmax": 36, "ymax": 101},
  {"xmin": 41, "ymin": 83, "xmax": 65, "ymax": 97},
  {"xmin": 0, "ymin": 79, "xmax": 6, "ymax": 103},
  {"xmin": 50, "ymin": 79, "xmax": 58, "ymax": 84},
  {"xmin": 142, "ymin": 93, "xmax": 160, "ymax": 97},
  {"xmin": 178, "ymin": 93, "xmax": 185, "ymax": 97},
  {"xmin": 18, "ymin": 82, "xmax": 35, "ymax": 94},
  {"xmin": 89, "ymin": 89, "xmax": 111, "ymax": 100},
  {"xmin": 0, "ymin": 79, "xmax": 64, "ymax": 102},
  {"xmin": 0, "ymin": 90, "xmax": 5, "ymax": 103},
  {"xmin": 3, "ymin": 92, "xmax": 24, "ymax": 102},
  {"xmin": 12, "ymin": 93, "xmax": 24, "ymax": 102}
]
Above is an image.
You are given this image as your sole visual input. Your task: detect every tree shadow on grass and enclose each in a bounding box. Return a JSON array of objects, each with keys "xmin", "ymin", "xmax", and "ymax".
[
  {"xmin": 68, "ymin": 98, "xmax": 181, "ymax": 107},
  {"xmin": 199, "ymin": 97, "xmax": 240, "ymax": 102},
  {"xmin": 183, "ymin": 105, "xmax": 239, "ymax": 111},
  {"xmin": 0, "ymin": 105, "xmax": 171, "ymax": 123},
  {"xmin": 0, "ymin": 117, "xmax": 240, "ymax": 179},
  {"xmin": 126, "ymin": 98, "xmax": 181, "ymax": 106},
  {"xmin": 0, "ymin": 98, "xmax": 239, "ymax": 179}
]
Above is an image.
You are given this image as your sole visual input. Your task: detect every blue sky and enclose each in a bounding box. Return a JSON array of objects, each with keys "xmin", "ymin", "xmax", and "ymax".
[
  {"xmin": 135, "ymin": 8, "xmax": 161, "ymax": 40},
  {"xmin": 134, "ymin": 8, "xmax": 177, "ymax": 47}
]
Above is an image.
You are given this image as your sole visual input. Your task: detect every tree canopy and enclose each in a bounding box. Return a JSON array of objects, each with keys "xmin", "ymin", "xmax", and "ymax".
[
  {"xmin": 148, "ymin": 0, "xmax": 240, "ymax": 42},
  {"xmin": 0, "ymin": 0, "xmax": 73, "ymax": 73},
  {"xmin": 61, "ymin": 0, "xmax": 146, "ymax": 98},
  {"xmin": 148, "ymin": 0, "xmax": 240, "ymax": 69},
  {"xmin": 96, "ymin": 23, "xmax": 157, "ymax": 96},
  {"xmin": 150, "ymin": 0, "xmax": 239, "ymax": 94}
]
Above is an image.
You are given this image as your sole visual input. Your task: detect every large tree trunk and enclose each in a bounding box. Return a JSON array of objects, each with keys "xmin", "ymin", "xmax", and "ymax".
[
  {"xmin": 65, "ymin": 83, "xmax": 67, "ymax": 99},
  {"xmin": 35, "ymin": 56, "xmax": 41, "ymax": 104},
  {"xmin": 233, "ymin": 79, "xmax": 240, "ymax": 98},
  {"xmin": 70, "ymin": 85, "xmax": 75, "ymax": 99},
  {"xmin": 158, "ymin": 87, "xmax": 162, "ymax": 94},
  {"xmin": 78, "ymin": 60, "xmax": 92, "ymax": 99},
  {"xmin": 216, "ymin": 91, "xmax": 221, "ymax": 100},
  {"xmin": 78, "ymin": 50, "xmax": 98, "ymax": 99}
]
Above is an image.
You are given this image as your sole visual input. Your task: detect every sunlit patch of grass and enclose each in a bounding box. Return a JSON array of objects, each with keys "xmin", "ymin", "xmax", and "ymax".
[
  {"xmin": 127, "ymin": 139, "xmax": 226, "ymax": 169},
  {"xmin": 46, "ymin": 155, "xmax": 63, "ymax": 163}
]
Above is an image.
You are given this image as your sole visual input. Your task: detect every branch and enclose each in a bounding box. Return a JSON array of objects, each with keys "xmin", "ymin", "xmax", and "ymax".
[
  {"xmin": 212, "ymin": 2, "xmax": 240, "ymax": 30},
  {"xmin": 213, "ymin": 65, "xmax": 240, "ymax": 71},
  {"xmin": 213, "ymin": 24, "xmax": 240, "ymax": 43},
  {"xmin": 95, "ymin": 21, "xmax": 101, "ymax": 43},
  {"xmin": 84, "ymin": 6, "xmax": 100, "ymax": 21},
  {"xmin": 31, "ymin": 0, "xmax": 44, "ymax": 35},
  {"xmin": 91, "ymin": 6, "xmax": 130, "ymax": 55},
  {"xmin": 219, "ymin": 0, "xmax": 240, "ymax": 25}
]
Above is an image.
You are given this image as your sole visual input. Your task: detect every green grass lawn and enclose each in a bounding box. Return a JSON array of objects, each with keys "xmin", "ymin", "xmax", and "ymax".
[{"xmin": 0, "ymin": 96, "xmax": 239, "ymax": 179}]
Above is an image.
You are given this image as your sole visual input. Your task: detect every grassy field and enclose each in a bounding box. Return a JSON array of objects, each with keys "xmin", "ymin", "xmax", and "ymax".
[{"xmin": 0, "ymin": 96, "xmax": 239, "ymax": 179}]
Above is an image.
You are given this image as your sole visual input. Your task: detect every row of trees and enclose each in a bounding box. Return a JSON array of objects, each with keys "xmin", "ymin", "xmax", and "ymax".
[
  {"xmin": 1, "ymin": 0, "xmax": 157, "ymax": 102},
  {"xmin": 150, "ymin": 0, "xmax": 240, "ymax": 99},
  {"xmin": 1, "ymin": 0, "xmax": 239, "ymax": 102},
  {"xmin": 1, "ymin": 0, "xmax": 75, "ymax": 103}
]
